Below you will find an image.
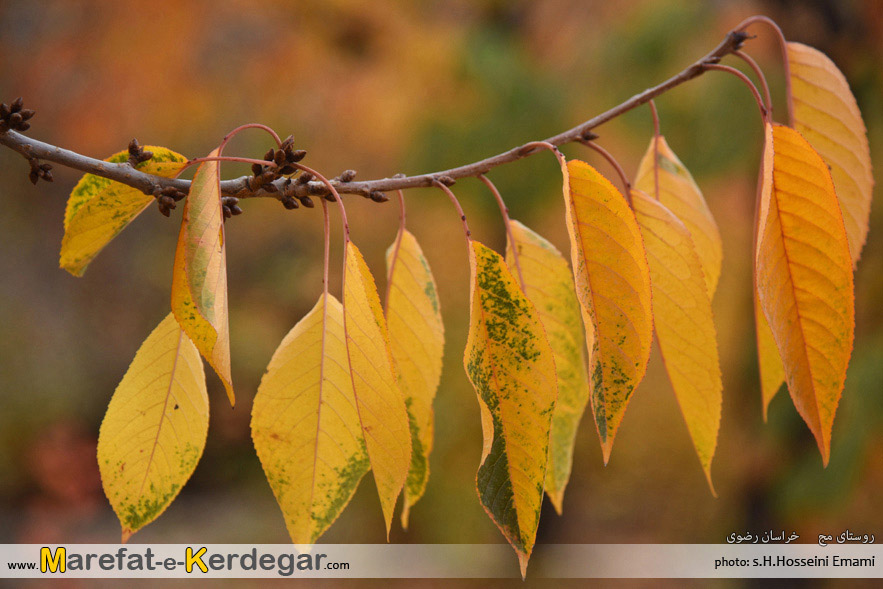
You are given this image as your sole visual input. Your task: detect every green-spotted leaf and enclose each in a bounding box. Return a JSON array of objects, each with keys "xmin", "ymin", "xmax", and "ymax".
[
  {"xmin": 464, "ymin": 240, "xmax": 557, "ymax": 578},
  {"xmin": 252, "ymin": 294, "xmax": 369, "ymax": 544},
  {"xmin": 562, "ymin": 159, "xmax": 653, "ymax": 463},
  {"xmin": 385, "ymin": 230, "xmax": 444, "ymax": 529},
  {"xmin": 171, "ymin": 148, "xmax": 234, "ymax": 406},
  {"xmin": 98, "ymin": 313, "xmax": 208, "ymax": 542},
  {"xmin": 60, "ymin": 147, "xmax": 187, "ymax": 276},
  {"xmin": 505, "ymin": 220, "xmax": 588, "ymax": 514}
]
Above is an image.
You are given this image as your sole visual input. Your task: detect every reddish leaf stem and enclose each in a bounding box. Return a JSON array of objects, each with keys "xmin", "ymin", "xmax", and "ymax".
[
  {"xmin": 733, "ymin": 50, "xmax": 774, "ymax": 114},
  {"xmin": 703, "ymin": 64, "xmax": 768, "ymax": 124},
  {"xmin": 478, "ymin": 174, "xmax": 525, "ymax": 289},
  {"xmin": 219, "ymin": 123, "xmax": 283, "ymax": 153},
  {"xmin": 433, "ymin": 180, "xmax": 471, "ymax": 243},
  {"xmin": 384, "ymin": 190, "xmax": 407, "ymax": 312},
  {"xmin": 578, "ymin": 139, "xmax": 632, "ymax": 203},
  {"xmin": 735, "ymin": 15, "xmax": 792, "ymax": 126},
  {"xmin": 649, "ymin": 100, "xmax": 661, "ymax": 202}
]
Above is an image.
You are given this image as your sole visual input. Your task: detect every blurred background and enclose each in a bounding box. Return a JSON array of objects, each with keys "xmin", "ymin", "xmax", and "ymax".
[{"xmin": 1, "ymin": 0, "xmax": 881, "ymax": 586}]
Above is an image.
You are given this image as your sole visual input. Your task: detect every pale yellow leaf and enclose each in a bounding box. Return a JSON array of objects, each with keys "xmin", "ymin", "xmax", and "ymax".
[
  {"xmin": 505, "ymin": 220, "xmax": 588, "ymax": 514},
  {"xmin": 251, "ymin": 294, "xmax": 369, "ymax": 544},
  {"xmin": 344, "ymin": 241, "xmax": 411, "ymax": 537},
  {"xmin": 788, "ymin": 41, "xmax": 874, "ymax": 263},
  {"xmin": 634, "ymin": 135, "xmax": 723, "ymax": 295},
  {"xmin": 633, "ymin": 190, "xmax": 722, "ymax": 492},
  {"xmin": 385, "ymin": 230, "xmax": 444, "ymax": 529},
  {"xmin": 97, "ymin": 313, "xmax": 208, "ymax": 542}
]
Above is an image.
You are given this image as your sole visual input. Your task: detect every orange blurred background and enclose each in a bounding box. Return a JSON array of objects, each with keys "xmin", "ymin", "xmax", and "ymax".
[{"xmin": 1, "ymin": 1, "xmax": 882, "ymax": 585}]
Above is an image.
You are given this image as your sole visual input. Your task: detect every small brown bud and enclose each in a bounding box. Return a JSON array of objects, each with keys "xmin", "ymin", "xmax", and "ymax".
[
  {"xmin": 158, "ymin": 203, "xmax": 171, "ymax": 217},
  {"xmin": 41, "ymin": 170, "xmax": 53, "ymax": 182},
  {"xmin": 39, "ymin": 163, "xmax": 52, "ymax": 172},
  {"xmin": 19, "ymin": 109, "xmax": 35, "ymax": 121},
  {"xmin": 370, "ymin": 191, "xmax": 388, "ymax": 203},
  {"xmin": 580, "ymin": 130, "xmax": 599, "ymax": 141},
  {"xmin": 274, "ymin": 150, "xmax": 286, "ymax": 165},
  {"xmin": 279, "ymin": 165, "xmax": 296, "ymax": 175},
  {"xmin": 223, "ymin": 205, "xmax": 232, "ymax": 219},
  {"xmin": 29, "ymin": 170, "xmax": 39, "ymax": 184},
  {"xmin": 308, "ymin": 182, "xmax": 327, "ymax": 195},
  {"xmin": 290, "ymin": 150, "xmax": 307, "ymax": 162},
  {"xmin": 296, "ymin": 172, "xmax": 313, "ymax": 184},
  {"xmin": 128, "ymin": 138, "xmax": 140, "ymax": 153},
  {"xmin": 0, "ymin": 104, "xmax": 9, "ymax": 118},
  {"xmin": 16, "ymin": 121, "xmax": 29, "ymax": 132},
  {"xmin": 281, "ymin": 134, "xmax": 295, "ymax": 148},
  {"xmin": 251, "ymin": 163, "xmax": 263, "ymax": 176},
  {"xmin": 9, "ymin": 113, "xmax": 21, "ymax": 126},
  {"xmin": 436, "ymin": 175, "xmax": 455, "ymax": 186},
  {"xmin": 299, "ymin": 196, "xmax": 314, "ymax": 208},
  {"xmin": 11, "ymin": 97, "xmax": 23, "ymax": 112},
  {"xmin": 339, "ymin": 169, "xmax": 357, "ymax": 182},
  {"xmin": 324, "ymin": 193, "xmax": 336, "ymax": 202},
  {"xmin": 282, "ymin": 197, "xmax": 299, "ymax": 210},
  {"xmin": 230, "ymin": 205, "xmax": 243, "ymax": 216},
  {"xmin": 140, "ymin": 150, "xmax": 153, "ymax": 162},
  {"xmin": 264, "ymin": 148, "xmax": 275, "ymax": 161},
  {"xmin": 160, "ymin": 195, "xmax": 176, "ymax": 208}
]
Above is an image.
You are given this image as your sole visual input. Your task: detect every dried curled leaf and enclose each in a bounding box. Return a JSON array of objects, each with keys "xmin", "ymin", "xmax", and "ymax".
[
  {"xmin": 251, "ymin": 295, "xmax": 369, "ymax": 544},
  {"xmin": 171, "ymin": 148, "xmax": 234, "ymax": 406},
  {"xmin": 756, "ymin": 124, "xmax": 855, "ymax": 464},
  {"xmin": 562, "ymin": 159, "xmax": 653, "ymax": 463},
  {"xmin": 464, "ymin": 240, "xmax": 557, "ymax": 578},
  {"xmin": 97, "ymin": 313, "xmax": 208, "ymax": 542},
  {"xmin": 788, "ymin": 41, "xmax": 874, "ymax": 263},
  {"xmin": 60, "ymin": 147, "xmax": 187, "ymax": 276},
  {"xmin": 634, "ymin": 135, "xmax": 722, "ymax": 296},
  {"xmin": 505, "ymin": 220, "xmax": 588, "ymax": 514},
  {"xmin": 385, "ymin": 230, "xmax": 444, "ymax": 529},
  {"xmin": 344, "ymin": 241, "xmax": 411, "ymax": 537},
  {"xmin": 633, "ymin": 190, "xmax": 722, "ymax": 492}
]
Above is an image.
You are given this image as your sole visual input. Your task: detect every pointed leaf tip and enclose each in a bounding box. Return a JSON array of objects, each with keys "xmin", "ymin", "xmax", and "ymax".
[
  {"xmin": 344, "ymin": 241, "xmax": 411, "ymax": 536},
  {"xmin": 756, "ymin": 124, "xmax": 854, "ymax": 463}
]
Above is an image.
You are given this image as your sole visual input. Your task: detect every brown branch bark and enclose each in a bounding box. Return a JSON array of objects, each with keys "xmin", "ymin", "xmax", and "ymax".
[{"xmin": 0, "ymin": 29, "xmax": 747, "ymax": 202}]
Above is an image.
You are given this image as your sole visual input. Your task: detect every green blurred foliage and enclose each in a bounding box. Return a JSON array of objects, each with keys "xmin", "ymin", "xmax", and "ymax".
[{"xmin": 0, "ymin": 2, "xmax": 881, "ymax": 582}]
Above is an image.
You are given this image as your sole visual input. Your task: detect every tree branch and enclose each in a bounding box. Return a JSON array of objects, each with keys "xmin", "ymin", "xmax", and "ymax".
[{"xmin": 0, "ymin": 29, "xmax": 748, "ymax": 202}]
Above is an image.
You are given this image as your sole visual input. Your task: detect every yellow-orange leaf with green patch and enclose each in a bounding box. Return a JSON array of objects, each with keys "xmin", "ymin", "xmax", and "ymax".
[
  {"xmin": 97, "ymin": 313, "xmax": 208, "ymax": 542},
  {"xmin": 634, "ymin": 135, "xmax": 723, "ymax": 296},
  {"xmin": 384, "ymin": 230, "xmax": 444, "ymax": 529},
  {"xmin": 505, "ymin": 220, "xmax": 588, "ymax": 514},
  {"xmin": 788, "ymin": 42, "xmax": 874, "ymax": 263},
  {"xmin": 464, "ymin": 240, "xmax": 557, "ymax": 578},
  {"xmin": 251, "ymin": 294, "xmax": 369, "ymax": 544},
  {"xmin": 756, "ymin": 124, "xmax": 854, "ymax": 464},
  {"xmin": 60, "ymin": 147, "xmax": 187, "ymax": 276},
  {"xmin": 171, "ymin": 148, "xmax": 234, "ymax": 406},
  {"xmin": 343, "ymin": 241, "xmax": 411, "ymax": 537},
  {"xmin": 632, "ymin": 190, "xmax": 722, "ymax": 492},
  {"xmin": 562, "ymin": 159, "xmax": 653, "ymax": 463}
]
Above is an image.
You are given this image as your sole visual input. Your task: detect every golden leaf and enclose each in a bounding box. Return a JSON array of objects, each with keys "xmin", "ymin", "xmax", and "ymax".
[{"xmin": 97, "ymin": 313, "xmax": 208, "ymax": 542}]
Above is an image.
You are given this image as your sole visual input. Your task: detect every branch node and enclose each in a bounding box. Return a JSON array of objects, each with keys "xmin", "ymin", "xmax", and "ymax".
[
  {"xmin": 1, "ymin": 97, "xmax": 34, "ymax": 134},
  {"xmin": 435, "ymin": 175, "xmax": 455, "ymax": 186},
  {"xmin": 580, "ymin": 129, "xmax": 600, "ymax": 141},
  {"xmin": 127, "ymin": 138, "xmax": 153, "ymax": 167}
]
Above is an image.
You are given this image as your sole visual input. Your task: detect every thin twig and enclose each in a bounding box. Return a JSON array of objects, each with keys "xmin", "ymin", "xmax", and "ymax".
[{"xmin": 0, "ymin": 28, "xmax": 748, "ymax": 202}]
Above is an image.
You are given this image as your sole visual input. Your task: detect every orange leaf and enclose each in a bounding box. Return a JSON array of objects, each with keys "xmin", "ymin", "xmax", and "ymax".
[
  {"xmin": 171, "ymin": 148, "xmax": 234, "ymax": 405},
  {"xmin": 755, "ymin": 124, "xmax": 855, "ymax": 464},
  {"xmin": 633, "ymin": 190, "xmax": 721, "ymax": 492},
  {"xmin": 562, "ymin": 160, "xmax": 653, "ymax": 463},
  {"xmin": 788, "ymin": 42, "xmax": 874, "ymax": 263}
]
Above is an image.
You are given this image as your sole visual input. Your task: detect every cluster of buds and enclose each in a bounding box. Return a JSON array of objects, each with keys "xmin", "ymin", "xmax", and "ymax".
[
  {"xmin": 28, "ymin": 158, "xmax": 52, "ymax": 184},
  {"xmin": 222, "ymin": 196, "xmax": 243, "ymax": 220},
  {"xmin": 280, "ymin": 171, "xmax": 316, "ymax": 210},
  {"xmin": 153, "ymin": 185, "xmax": 187, "ymax": 217},
  {"xmin": 127, "ymin": 139, "xmax": 153, "ymax": 167},
  {"xmin": 0, "ymin": 98, "xmax": 35, "ymax": 133},
  {"xmin": 249, "ymin": 135, "xmax": 306, "ymax": 193}
]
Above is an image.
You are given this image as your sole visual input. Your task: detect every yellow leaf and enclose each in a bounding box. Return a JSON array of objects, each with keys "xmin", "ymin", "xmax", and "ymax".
[
  {"xmin": 788, "ymin": 42, "xmax": 874, "ymax": 263},
  {"xmin": 634, "ymin": 135, "xmax": 723, "ymax": 296},
  {"xmin": 384, "ymin": 230, "xmax": 444, "ymax": 529},
  {"xmin": 563, "ymin": 159, "xmax": 653, "ymax": 463},
  {"xmin": 251, "ymin": 294, "xmax": 369, "ymax": 544},
  {"xmin": 505, "ymin": 220, "xmax": 588, "ymax": 514},
  {"xmin": 632, "ymin": 190, "xmax": 722, "ymax": 492},
  {"xmin": 464, "ymin": 240, "xmax": 557, "ymax": 578},
  {"xmin": 344, "ymin": 241, "xmax": 411, "ymax": 537},
  {"xmin": 756, "ymin": 124, "xmax": 855, "ymax": 464},
  {"xmin": 755, "ymin": 123, "xmax": 787, "ymax": 418},
  {"xmin": 97, "ymin": 313, "xmax": 208, "ymax": 542},
  {"xmin": 171, "ymin": 148, "xmax": 234, "ymax": 406},
  {"xmin": 60, "ymin": 147, "xmax": 187, "ymax": 276}
]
